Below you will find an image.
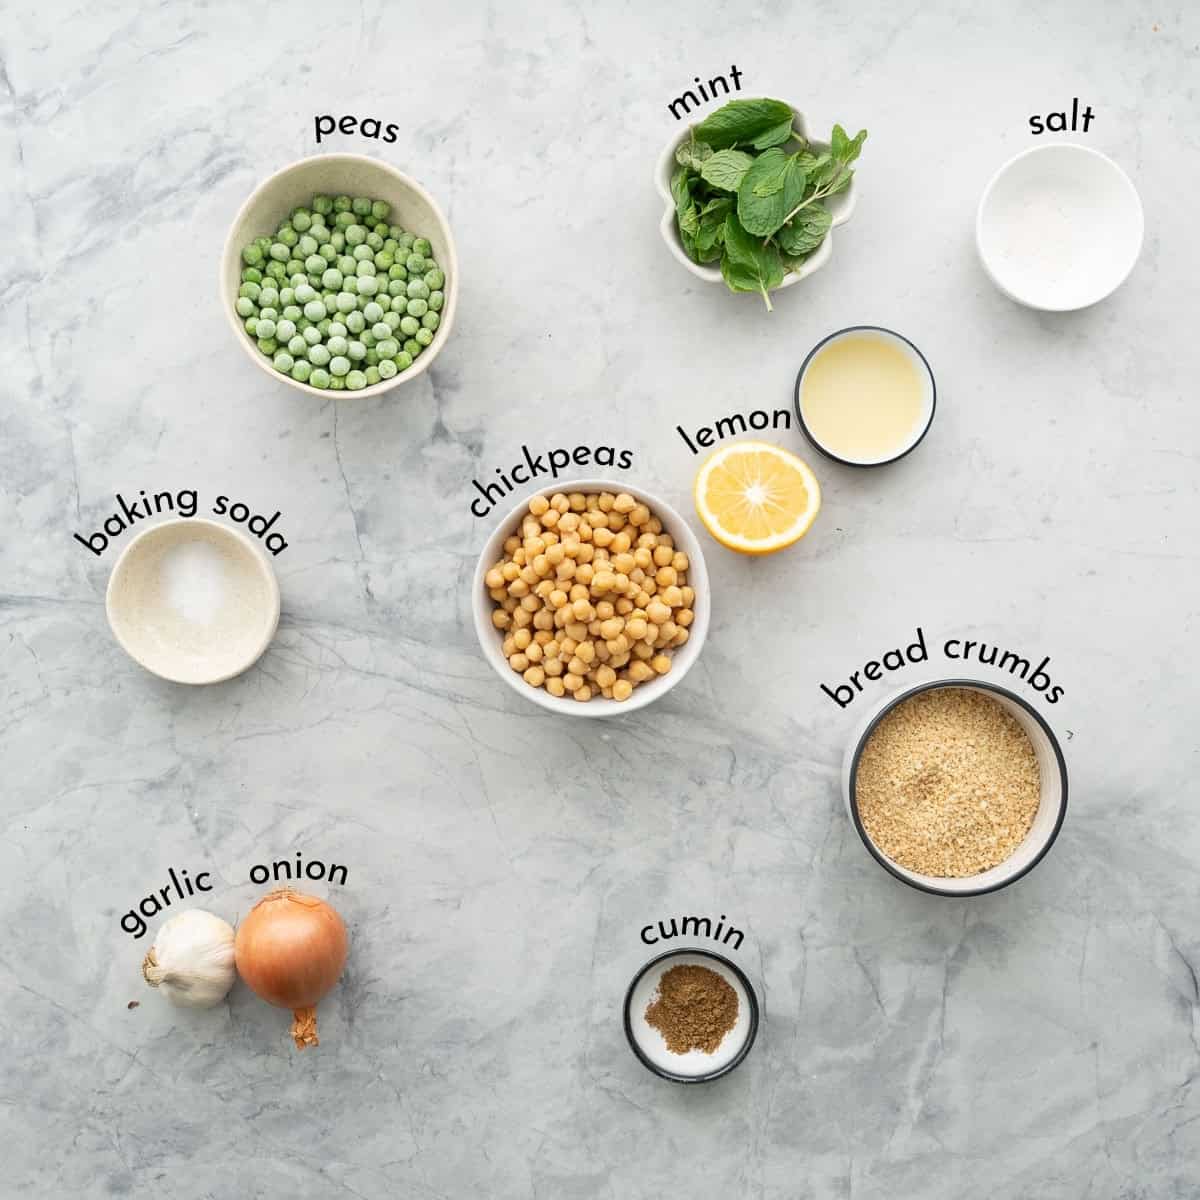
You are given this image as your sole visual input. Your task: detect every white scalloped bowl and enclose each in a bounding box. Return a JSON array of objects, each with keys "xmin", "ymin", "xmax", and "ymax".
[{"xmin": 654, "ymin": 102, "xmax": 858, "ymax": 294}]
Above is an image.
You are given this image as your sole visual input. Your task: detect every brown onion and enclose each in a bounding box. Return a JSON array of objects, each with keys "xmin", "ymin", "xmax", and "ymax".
[{"xmin": 235, "ymin": 889, "xmax": 348, "ymax": 1049}]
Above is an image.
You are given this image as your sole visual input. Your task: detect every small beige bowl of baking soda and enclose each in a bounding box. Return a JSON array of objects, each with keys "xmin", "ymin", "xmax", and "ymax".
[{"xmin": 106, "ymin": 518, "xmax": 280, "ymax": 685}]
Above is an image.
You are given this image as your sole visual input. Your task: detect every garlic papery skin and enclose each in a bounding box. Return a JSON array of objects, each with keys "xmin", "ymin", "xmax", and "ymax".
[{"xmin": 142, "ymin": 909, "xmax": 236, "ymax": 1009}]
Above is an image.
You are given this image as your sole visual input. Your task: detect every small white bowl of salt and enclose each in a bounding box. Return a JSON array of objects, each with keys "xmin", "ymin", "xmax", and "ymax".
[{"xmin": 106, "ymin": 518, "xmax": 280, "ymax": 684}]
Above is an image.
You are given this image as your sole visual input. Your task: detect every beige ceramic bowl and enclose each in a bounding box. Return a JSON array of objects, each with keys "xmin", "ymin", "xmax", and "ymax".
[
  {"xmin": 472, "ymin": 479, "xmax": 710, "ymax": 717},
  {"xmin": 106, "ymin": 518, "xmax": 280, "ymax": 685},
  {"xmin": 221, "ymin": 153, "xmax": 458, "ymax": 397}
]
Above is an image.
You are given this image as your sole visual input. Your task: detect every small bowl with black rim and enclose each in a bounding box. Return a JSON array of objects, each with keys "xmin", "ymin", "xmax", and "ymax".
[
  {"xmin": 623, "ymin": 947, "xmax": 759, "ymax": 1083},
  {"xmin": 793, "ymin": 326, "xmax": 936, "ymax": 467},
  {"xmin": 843, "ymin": 678, "xmax": 1068, "ymax": 897}
]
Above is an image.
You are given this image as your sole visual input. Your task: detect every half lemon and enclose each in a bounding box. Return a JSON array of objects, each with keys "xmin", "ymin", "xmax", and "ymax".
[{"xmin": 694, "ymin": 441, "xmax": 821, "ymax": 555}]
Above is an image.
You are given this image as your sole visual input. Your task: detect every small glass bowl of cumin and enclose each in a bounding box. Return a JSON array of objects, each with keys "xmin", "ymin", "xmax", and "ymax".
[{"xmin": 843, "ymin": 679, "xmax": 1068, "ymax": 897}]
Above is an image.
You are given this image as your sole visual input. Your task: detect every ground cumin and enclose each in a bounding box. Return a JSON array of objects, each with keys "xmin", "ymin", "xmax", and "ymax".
[
  {"xmin": 645, "ymin": 964, "xmax": 739, "ymax": 1054},
  {"xmin": 856, "ymin": 687, "xmax": 1041, "ymax": 877}
]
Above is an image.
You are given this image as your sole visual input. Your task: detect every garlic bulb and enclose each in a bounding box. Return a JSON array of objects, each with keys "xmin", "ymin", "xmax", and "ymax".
[{"xmin": 142, "ymin": 909, "xmax": 236, "ymax": 1008}]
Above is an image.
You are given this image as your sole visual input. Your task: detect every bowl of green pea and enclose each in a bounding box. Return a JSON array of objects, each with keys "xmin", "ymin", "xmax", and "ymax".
[{"xmin": 222, "ymin": 153, "xmax": 457, "ymax": 396}]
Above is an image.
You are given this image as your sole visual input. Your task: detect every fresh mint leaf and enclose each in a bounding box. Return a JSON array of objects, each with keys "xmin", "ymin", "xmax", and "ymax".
[
  {"xmin": 831, "ymin": 125, "xmax": 867, "ymax": 165},
  {"xmin": 671, "ymin": 163, "xmax": 700, "ymax": 240},
  {"xmin": 695, "ymin": 197, "xmax": 732, "ymax": 258},
  {"xmin": 693, "ymin": 97, "xmax": 795, "ymax": 150},
  {"xmin": 700, "ymin": 149, "xmax": 755, "ymax": 193},
  {"xmin": 675, "ymin": 136, "xmax": 714, "ymax": 170},
  {"xmin": 776, "ymin": 205, "xmax": 832, "ymax": 255},
  {"xmin": 750, "ymin": 117, "xmax": 797, "ymax": 150},
  {"xmin": 737, "ymin": 151, "xmax": 808, "ymax": 237},
  {"xmin": 723, "ymin": 213, "xmax": 784, "ymax": 309}
]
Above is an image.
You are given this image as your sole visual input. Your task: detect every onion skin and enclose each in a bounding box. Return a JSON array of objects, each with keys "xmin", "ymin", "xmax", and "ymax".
[{"xmin": 235, "ymin": 890, "xmax": 348, "ymax": 1048}]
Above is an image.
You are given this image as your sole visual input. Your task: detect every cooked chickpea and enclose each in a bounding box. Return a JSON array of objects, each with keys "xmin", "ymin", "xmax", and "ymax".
[{"xmin": 487, "ymin": 491, "xmax": 700, "ymax": 703}]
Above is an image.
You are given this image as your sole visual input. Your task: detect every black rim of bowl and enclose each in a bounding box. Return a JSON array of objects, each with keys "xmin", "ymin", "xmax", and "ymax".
[
  {"xmin": 623, "ymin": 946, "xmax": 760, "ymax": 1083},
  {"xmin": 847, "ymin": 678, "xmax": 1069, "ymax": 897},
  {"xmin": 793, "ymin": 325, "xmax": 937, "ymax": 468}
]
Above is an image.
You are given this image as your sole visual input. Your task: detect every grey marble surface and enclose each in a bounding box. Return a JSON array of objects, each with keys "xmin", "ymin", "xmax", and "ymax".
[{"xmin": 3, "ymin": 1, "xmax": 1199, "ymax": 1196}]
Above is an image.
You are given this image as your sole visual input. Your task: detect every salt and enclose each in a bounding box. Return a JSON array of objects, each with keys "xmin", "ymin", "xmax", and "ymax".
[{"xmin": 160, "ymin": 540, "xmax": 228, "ymax": 625}]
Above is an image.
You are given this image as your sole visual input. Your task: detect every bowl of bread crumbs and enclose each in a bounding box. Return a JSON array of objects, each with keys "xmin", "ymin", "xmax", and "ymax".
[{"xmin": 843, "ymin": 679, "xmax": 1068, "ymax": 896}]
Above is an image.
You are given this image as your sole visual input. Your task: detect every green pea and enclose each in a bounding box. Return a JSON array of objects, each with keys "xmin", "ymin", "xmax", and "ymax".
[
  {"xmin": 407, "ymin": 279, "xmax": 430, "ymax": 300},
  {"xmin": 282, "ymin": 305, "xmax": 302, "ymax": 322},
  {"xmin": 305, "ymin": 254, "xmax": 325, "ymax": 274},
  {"xmin": 313, "ymin": 195, "xmax": 334, "ymax": 215},
  {"xmin": 371, "ymin": 321, "xmax": 390, "ymax": 339},
  {"xmin": 269, "ymin": 242, "xmax": 290, "ymax": 261},
  {"xmin": 388, "ymin": 264, "xmax": 408, "ymax": 281},
  {"xmin": 358, "ymin": 276, "xmax": 379, "ymax": 296},
  {"xmin": 244, "ymin": 316, "xmax": 258, "ymax": 335},
  {"xmin": 308, "ymin": 344, "xmax": 331, "ymax": 366},
  {"xmin": 303, "ymin": 326, "xmax": 322, "ymax": 346},
  {"xmin": 303, "ymin": 300, "xmax": 326, "ymax": 321},
  {"xmin": 415, "ymin": 328, "xmax": 433, "ymax": 347},
  {"xmin": 293, "ymin": 210, "xmax": 312, "ymax": 232},
  {"xmin": 336, "ymin": 293, "xmax": 357, "ymax": 314},
  {"xmin": 384, "ymin": 311, "xmax": 402, "ymax": 332},
  {"xmin": 258, "ymin": 287, "xmax": 279, "ymax": 308},
  {"xmin": 257, "ymin": 336, "xmax": 278, "ymax": 355},
  {"xmin": 273, "ymin": 351, "xmax": 294, "ymax": 372},
  {"xmin": 378, "ymin": 358, "xmax": 397, "ymax": 379},
  {"xmin": 334, "ymin": 211, "xmax": 355, "ymax": 230},
  {"xmin": 366, "ymin": 232, "xmax": 383, "ymax": 252},
  {"xmin": 330, "ymin": 231, "xmax": 346, "ymax": 252},
  {"xmin": 345, "ymin": 225, "xmax": 367, "ymax": 246},
  {"xmin": 428, "ymin": 290, "xmax": 444, "ymax": 312},
  {"xmin": 236, "ymin": 296, "xmax": 256, "ymax": 318},
  {"xmin": 319, "ymin": 243, "xmax": 338, "ymax": 262},
  {"xmin": 279, "ymin": 290, "xmax": 297, "ymax": 309},
  {"xmin": 352, "ymin": 244, "xmax": 373, "ymax": 262},
  {"xmin": 328, "ymin": 322, "xmax": 347, "ymax": 337},
  {"xmin": 346, "ymin": 310, "xmax": 366, "ymax": 334},
  {"xmin": 391, "ymin": 294, "xmax": 408, "ymax": 312},
  {"xmin": 405, "ymin": 253, "xmax": 425, "ymax": 273},
  {"xmin": 298, "ymin": 234, "xmax": 319, "ymax": 257},
  {"xmin": 259, "ymin": 308, "xmax": 278, "ymax": 323},
  {"xmin": 365, "ymin": 365, "xmax": 381, "ymax": 386},
  {"xmin": 286, "ymin": 259, "xmax": 306, "ymax": 278},
  {"xmin": 403, "ymin": 338, "xmax": 421, "ymax": 357},
  {"xmin": 256, "ymin": 318, "xmax": 277, "ymax": 339},
  {"xmin": 376, "ymin": 337, "xmax": 399, "ymax": 359},
  {"xmin": 334, "ymin": 255, "xmax": 354, "ymax": 275},
  {"xmin": 317, "ymin": 318, "xmax": 332, "ymax": 336},
  {"xmin": 345, "ymin": 370, "xmax": 367, "ymax": 391},
  {"xmin": 347, "ymin": 340, "xmax": 366, "ymax": 361},
  {"xmin": 352, "ymin": 197, "xmax": 373, "ymax": 217},
  {"xmin": 407, "ymin": 298, "xmax": 428, "ymax": 317},
  {"xmin": 365, "ymin": 348, "xmax": 380, "ymax": 366},
  {"xmin": 424, "ymin": 268, "xmax": 445, "ymax": 290},
  {"xmin": 329, "ymin": 356, "xmax": 350, "ymax": 377},
  {"xmin": 371, "ymin": 200, "xmax": 390, "ymax": 222},
  {"xmin": 326, "ymin": 334, "xmax": 348, "ymax": 356},
  {"xmin": 296, "ymin": 285, "xmax": 317, "ymax": 305},
  {"xmin": 313, "ymin": 225, "xmax": 332, "ymax": 246},
  {"xmin": 310, "ymin": 366, "xmax": 331, "ymax": 388},
  {"xmin": 278, "ymin": 227, "xmax": 298, "ymax": 249},
  {"xmin": 388, "ymin": 224, "xmax": 406, "ymax": 240},
  {"xmin": 242, "ymin": 243, "xmax": 264, "ymax": 266},
  {"xmin": 400, "ymin": 315, "xmax": 420, "ymax": 336},
  {"xmin": 288, "ymin": 335, "xmax": 307, "ymax": 356},
  {"xmin": 333, "ymin": 195, "xmax": 352, "ymax": 213},
  {"xmin": 241, "ymin": 267, "xmax": 263, "ymax": 284},
  {"xmin": 329, "ymin": 375, "xmax": 346, "ymax": 391},
  {"xmin": 344, "ymin": 276, "xmax": 359, "ymax": 295},
  {"xmin": 322, "ymin": 268, "xmax": 343, "ymax": 290},
  {"xmin": 422, "ymin": 311, "xmax": 440, "ymax": 331},
  {"xmin": 322, "ymin": 290, "xmax": 338, "ymax": 308},
  {"xmin": 239, "ymin": 281, "xmax": 261, "ymax": 301},
  {"xmin": 375, "ymin": 252, "xmax": 394, "ymax": 271},
  {"xmin": 291, "ymin": 360, "xmax": 313, "ymax": 383},
  {"xmin": 395, "ymin": 351, "xmax": 413, "ymax": 370},
  {"xmin": 276, "ymin": 319, "xmax": 297, "ymax": 341},
  {"xmin": 356, "ymin": 260, "xmax": 376, "ymax": 278},
  {"xmin": 266, "ymin": 261, "xmax": 287, "ymax": 281},
  {"xmin": 412, "ymin": 238, "xmax": 432, "ymax": 257}
]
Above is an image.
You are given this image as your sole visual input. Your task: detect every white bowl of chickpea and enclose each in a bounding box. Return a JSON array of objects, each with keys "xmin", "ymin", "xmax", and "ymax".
[{"xmin": 473, "ymin": 481, "xmax": 710, "ymax": 716}]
